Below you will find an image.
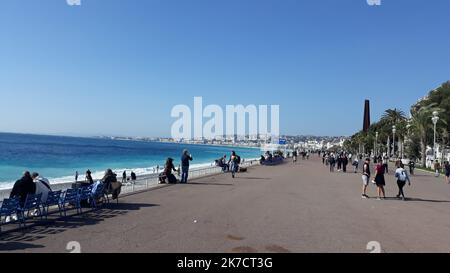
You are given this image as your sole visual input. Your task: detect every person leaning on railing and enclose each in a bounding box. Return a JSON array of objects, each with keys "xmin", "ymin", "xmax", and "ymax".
[{"xmin": 180, "ymin": 149, "xmax": 193, "ymax": 184}]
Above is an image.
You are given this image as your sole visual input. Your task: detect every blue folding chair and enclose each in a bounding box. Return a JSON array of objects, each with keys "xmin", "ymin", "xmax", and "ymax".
[
  {"xmin": 17, "ymin": 193, "xmax": 43, "ymax": 226},
  {"xmin": 61, "ymin": 188, "xmax": 81, "ymax": 217},
  {"xmin": 78, "ymin": 185, "xmax": 93, "ymax": 213},
  {"xmin": 0, "ymin": 197, "xmax": 20, "ymax": 232},
  {"xmin": 41, "ymin": 190, "xmax": 63, "ymax": 219},
  {"xmin": 90, "ymin": 183, "xmax": 107, "ymax": 209}
]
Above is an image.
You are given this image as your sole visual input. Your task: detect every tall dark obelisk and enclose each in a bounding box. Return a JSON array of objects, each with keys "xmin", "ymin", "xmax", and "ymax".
[{"xmin": 363, "ymin": 100, "xmax": 370, "ymax": 132}]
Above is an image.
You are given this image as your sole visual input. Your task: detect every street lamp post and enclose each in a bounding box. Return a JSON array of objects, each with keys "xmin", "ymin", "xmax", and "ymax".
[
  {"xmin": 392, "ymin": 125, "xmax": 396, "ymax": 159},
  {"xmin": 375, "ymin": 131, "xmax": 379, "ymax": 158},
  {"xmin": 406, "ymin": 121, "xmax": 411, "ymax": 158},
  {"xmin": 432, "ymin": 111, "xmax": 439, "ymax": 160}
]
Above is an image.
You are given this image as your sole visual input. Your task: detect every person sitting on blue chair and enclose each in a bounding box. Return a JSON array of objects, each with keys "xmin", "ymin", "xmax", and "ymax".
[{"xmin": 9, "ymin": 171, "xmax": 36, "ymax": 207}]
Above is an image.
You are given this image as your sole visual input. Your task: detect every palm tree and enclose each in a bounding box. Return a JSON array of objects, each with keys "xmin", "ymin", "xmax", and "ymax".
[
  {"xmin": 380, "ymin": 109, "xmax": 407, "ymax": 157},
  {"xmin": 410, "ymin": 104, "xmax": 440, "ymax": 166},
  {"xmin": 381, "ymin": 108, "xmax": 407, "ymax": 125}
]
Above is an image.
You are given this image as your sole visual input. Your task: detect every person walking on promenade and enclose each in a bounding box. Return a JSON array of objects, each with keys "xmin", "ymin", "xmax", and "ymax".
[
  {"xmin": 329, "ymin": 154, "xmax": 336, "ymax": 172},
  {"xmin": 382, "ymin": 154, "xmax": 389, "ymax": 174},
  {"xmin": 325, "ymin": 153, "xmax": 329, "ymax": 166},
  {"xmin": 409, "ymin": 158, "xmax": 415, "ymax": 176},
  {"xmin": 292, "ymin": 150, "xmax": 298, "ymax": 164},
  {"xmin": 374, "ymin": 161, "xmax": 386, "ymax": 200},
  {"xmin": 130, "ymin": 171, "xmax": 137, "ymax": 183},
  {"xmin": 434, "ymin": 160, "xmax": 441, "ymax": 178},
  {"xmin": 229, "ymin": 151, "xmax": 240, "ymax": 178},
  {"xmin": 361, "ymin": 158, "xmax": 371, "ymax": 199},
  {"xmin": 337, "ymin": 154, "xmax": 342, "ymax": 172},
  {"xmin": 75, "ymin": 171, "xmax": 79, "ymax": 182},
  {"xmin": 444, "ymin": 161, "xmax": 450, "ymax": 184},
  {"xmin": 85, "ymin": 169, "xmax": 94, "ymax": 184},
  {"xmin": 180, "ymin": 149, "xmax": 193, "ymax": 183},
  {"xmin": 395, "ymin": 162, "xmax": 411, "ymax": 201},
  {"xmin": 353, "ymin": 156, "xmax": 359, "ymax": 173},
  {"xmin": 9, "ymin": 171, "xmax": 36, "ymax": 206},
  {"xmin": 322, "ymin": 153, "xmax": 326, "ymax": 165},
  {"xmin": 122, "ymin": 170, "xmax": 127, "ymax": 183},
  {"xmin": 342, "ymin": 154, "xmax": 348, "ymax": 173}
]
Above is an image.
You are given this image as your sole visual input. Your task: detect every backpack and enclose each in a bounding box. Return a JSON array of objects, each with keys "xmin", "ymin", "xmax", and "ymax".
[
  {"xmin": 235, "ymin": 155, "xmax": 241, "ymax": 164},
  {"xmin": 398, "ymin": 169, "xmax": 407, "ymax": 182}
]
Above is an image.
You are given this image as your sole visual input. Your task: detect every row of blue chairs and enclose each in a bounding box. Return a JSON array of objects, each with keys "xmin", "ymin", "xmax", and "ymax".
[{"xmin": 0, "ymin": 183, "xmax": 108, "ymax": 233}]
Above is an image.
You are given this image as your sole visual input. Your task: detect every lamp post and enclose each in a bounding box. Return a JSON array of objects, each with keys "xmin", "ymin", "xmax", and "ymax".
[
  {"xmin": 432, "ymin": 111, "xmax": 439, "ymax": 160},
  {"xmin": 392, "ymin": 125, "xmax": 396, "ymax": 159},
  {"xmin": 406, "ymin": 121, "xmax": 411, "ymax": 158},
  {"xmin": 375, "ymin": 131, "xmax": 379, "ymax": 158}
]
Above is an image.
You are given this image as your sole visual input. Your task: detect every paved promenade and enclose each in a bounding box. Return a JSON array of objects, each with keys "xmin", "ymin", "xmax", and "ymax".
[{"xmin": 1, "ymin": 156, "xmax": 450, "ymax": 253}]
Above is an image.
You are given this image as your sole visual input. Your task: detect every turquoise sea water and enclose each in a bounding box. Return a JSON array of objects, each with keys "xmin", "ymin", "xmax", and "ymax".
[{"xmin": 0, "ymin": 133, "xmax": 261, "ymax": 189}]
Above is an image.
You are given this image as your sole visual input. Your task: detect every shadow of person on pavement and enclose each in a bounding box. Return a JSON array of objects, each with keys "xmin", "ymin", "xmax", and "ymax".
[{"xmin": 403, "ymin": 197, "xmax": 450, "ymax": 203}]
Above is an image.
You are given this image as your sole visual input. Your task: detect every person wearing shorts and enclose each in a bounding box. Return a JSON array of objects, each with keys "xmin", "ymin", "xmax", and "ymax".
[
  {"xmin": 361, "ymin": 158, "xmax": 371, "ymax": 199},
  {"xmin": 444, "ymin": 161, "xmax": 450, "ymax": 184},
  {"xmin": 374, "ymin": 162, "xmax": 386, "ymax": 200}
]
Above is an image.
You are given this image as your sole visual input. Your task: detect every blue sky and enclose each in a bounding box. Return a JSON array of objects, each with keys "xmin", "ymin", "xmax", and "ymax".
[{"xmin": 0, "ymin": 0, "xmax": 449, "ymax": 137}]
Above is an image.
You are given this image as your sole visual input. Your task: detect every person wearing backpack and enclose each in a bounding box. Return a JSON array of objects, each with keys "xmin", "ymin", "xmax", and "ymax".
[{"xmin": 395, "ymin": 162, "xmax": 411, "ymax": 201}]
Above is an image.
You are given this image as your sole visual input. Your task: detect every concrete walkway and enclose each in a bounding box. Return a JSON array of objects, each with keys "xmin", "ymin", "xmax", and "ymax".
[{"xmin": 1, "ymin": 156, "xmax": 450, "ymax": 253}]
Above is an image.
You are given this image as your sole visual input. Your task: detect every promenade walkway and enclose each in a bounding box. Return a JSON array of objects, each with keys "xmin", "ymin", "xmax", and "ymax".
[{"xmin": 1, "ymin": 156, "xmax": 450, "ymax": 253}]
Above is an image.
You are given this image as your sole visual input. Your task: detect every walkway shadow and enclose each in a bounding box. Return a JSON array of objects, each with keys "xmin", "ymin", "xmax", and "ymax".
[
  {"xmin": 239, "ymin": 177, "xmax": 271, "ymax": 180},
  {"xmin": 186, "ymin": 182, "xmax": 233, "ymax": 186},
  {"xmin": 405, "ymin": 197, "xmax": 450, "ymax": 203},
  {"xmin": 380, "ymin": 197, "xmax": 450, "ymax": 203},
  {"xmin": 0, "ymin": 241, "xmax": 45, "ymax": 251},
  {"xmin": 0, "ymin": 202, "xmax": 159, "ymax": 248}
]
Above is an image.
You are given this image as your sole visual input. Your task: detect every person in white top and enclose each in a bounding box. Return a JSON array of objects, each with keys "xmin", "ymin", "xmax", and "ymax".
[
  {"xmin": 31, "ymin": 172, "xmax": 52, "ymax": 203},
  {"xmin": 394, "ymin": 162, "xmax": 411, "ymax": 201}
]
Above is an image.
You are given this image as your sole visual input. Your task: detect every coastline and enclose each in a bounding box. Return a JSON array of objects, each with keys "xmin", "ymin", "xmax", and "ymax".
[{"xmin": 0, "ymin": 157, "xmax": 260, "ymax": 200}]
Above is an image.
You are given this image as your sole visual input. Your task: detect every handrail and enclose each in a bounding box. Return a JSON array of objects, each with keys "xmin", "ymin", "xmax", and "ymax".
[{"xmin": 0, "ymin": 159, "xmax": 261, "ymax": 200}]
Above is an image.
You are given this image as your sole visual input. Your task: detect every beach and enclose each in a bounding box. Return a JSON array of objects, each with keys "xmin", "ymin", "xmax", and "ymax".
[{"xmin": 0, "ymin": 133, "xmax": 261, "ymax": 191}]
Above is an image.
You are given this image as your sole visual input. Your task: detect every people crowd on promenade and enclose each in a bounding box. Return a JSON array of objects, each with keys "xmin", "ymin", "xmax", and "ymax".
[{"xmin": 322, "ymin": 150, "xmax": 413, "ymax": 201}]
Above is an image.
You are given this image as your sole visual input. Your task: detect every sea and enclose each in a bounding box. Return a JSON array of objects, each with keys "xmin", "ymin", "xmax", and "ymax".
[{"xmin": 0, "ymin": 133, "xmax": 261, "ymax": 189}]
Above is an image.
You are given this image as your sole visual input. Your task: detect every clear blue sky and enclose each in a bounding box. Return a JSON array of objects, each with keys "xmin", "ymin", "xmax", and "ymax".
[{"xmin": 1, "ymin": 0, "xmax": 449, "ymax": 137}]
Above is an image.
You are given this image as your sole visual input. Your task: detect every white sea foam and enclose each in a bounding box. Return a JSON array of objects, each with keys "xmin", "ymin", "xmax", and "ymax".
[{"xmin": 0, "ymin": 161, "xmax": 220, "ymax": 190}]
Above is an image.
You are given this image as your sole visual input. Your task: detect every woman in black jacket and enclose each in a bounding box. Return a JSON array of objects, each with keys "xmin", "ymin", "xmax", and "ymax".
[{"xmin": 9, "ymin": 171, "xmax": 36, "ymax": 206}]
